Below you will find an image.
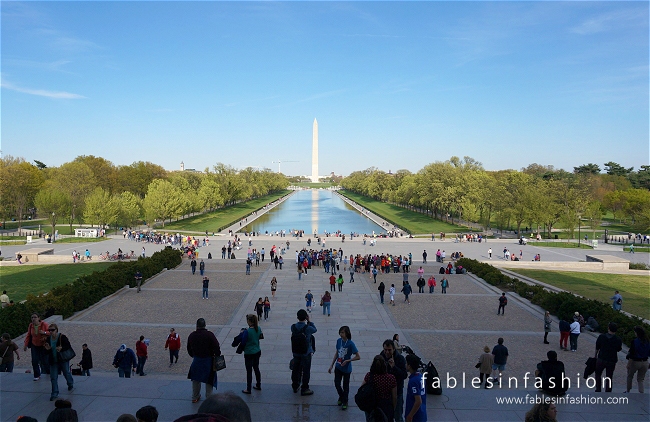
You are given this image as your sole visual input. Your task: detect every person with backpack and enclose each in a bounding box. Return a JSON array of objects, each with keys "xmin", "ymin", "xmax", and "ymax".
[
  {"xmin": 625, "ymin": 326, "xmax": 650, "ymax": 393},
  {"xmin": 440, "ymin": 278, "xmax": 449, "ymax": 294},
  {"xmin": 328, "ymin": 326, "xmax": 360, "ymax": 411},
  {"xmin": 401, "ymin": 281, "xmax": 412, "ymax": 304},
  {"xmin": 290, "ymin": 309, "xmax": 317, "ymax": 396},
  {"xmin": 497, "ymin": 293, "xmax": 507, "ymax": 315},
  {"xmin": 359, "ymin": 355, "xmax": 397, "ymax": 422},
  {"xmin": 337, "ymin": 274, "xmax": 344, "ymax": 292}
]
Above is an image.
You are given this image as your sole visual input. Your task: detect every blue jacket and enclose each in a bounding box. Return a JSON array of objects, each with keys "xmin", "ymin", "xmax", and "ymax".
[{"xmin": 113, "ymin": 348, "xmax": 137, "ymax": 370}]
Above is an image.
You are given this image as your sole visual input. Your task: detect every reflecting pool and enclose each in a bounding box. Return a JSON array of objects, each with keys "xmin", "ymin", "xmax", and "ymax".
[{"xmin": 242, "ymin": 189, "xmax": 384, "ymax": 235}]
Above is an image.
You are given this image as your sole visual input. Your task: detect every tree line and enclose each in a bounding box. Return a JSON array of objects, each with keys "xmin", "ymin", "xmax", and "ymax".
[
  {"xmin": 341, "ymin": 157, "xmax": 650, "ymax": 236},
  {"xmin": 0, "ymin": 156, "xmax": 289, "ymax": 233}
]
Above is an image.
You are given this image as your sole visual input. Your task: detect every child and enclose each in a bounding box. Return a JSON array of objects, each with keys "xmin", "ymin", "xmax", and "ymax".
[
  {"xmin": 305, "ymin": 290, "xmax": 314, "ymax": 313},
  {"xmin": 405, "ymin": 354, "xmax": 427, "ymax": 422},
  {"xmin": 389, "ymin": 284, "xmax": 396, "ymax": 306}
]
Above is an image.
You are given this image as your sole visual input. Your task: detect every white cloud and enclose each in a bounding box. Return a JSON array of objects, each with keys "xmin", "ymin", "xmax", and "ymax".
[
  {"xmin": 1, "ymin": 80, "xmax": 86, "ymax": 99},
  {"xmin": 571, "ymin": 9, "xmax": 646, "ymax": 35}
]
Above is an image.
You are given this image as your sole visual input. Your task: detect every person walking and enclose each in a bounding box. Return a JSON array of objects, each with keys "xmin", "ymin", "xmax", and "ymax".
[
  {"xmin": 113, "ymin": 344, "xmax": 137, "ymax": 378},
  {"xmin": 79, "ymin": 344, "xmax": 92, "ymax": 376},
  {"xmin": 321, "ymin": 291, "xmax": 332, "ymax": 316},
  {"xmin": 625, "ymin": 326, "xmax": 650, "ymax": 393},
  {"xmin": 611, "ymin": 291, "xmax": 623, "ymax": 312},
  {"xmin": 191, "ymin": 258, "xmax": 197, "ymax": 275},
  {"xmin": 378, "ymin": 282, "xmax": 386, "ymax": 304},
  {"xmin": 422, "ymin": 250, "xmax": 427, "ymax": 264},
  {"xmin": 199, "ymin": 260, "xmax": 205, "ymax": 276},
  {"xmin": 187, "ymin": 318, "xmax": 221, "ymax": 403},
  {"xmin": 401, "ymin": 281, "xmax": 412, "ymax": 304},
  {"xmin": 476, "ymin": 346, "xmax": 494, "ymax": 389},
  {"xmin": 254, "ymin": 298, "xmax": 264, "ymax": 322},
  {"xmin": 242, "ymin": 314, "xmax": 263, "ymax": 394},
  {"xmin": 440, "ymin": 278, "xmax": 448, "ymax": 294},
  {"xmin": 427, "ymin": 276, "xmax": 436, "ymax": 294},
  {"xmin": 164, "ymin": 328, "xmax": 181, "ymax": 367},
  {"xmin": 389, "ymin": 284, "xmax": 396, "ymax": 306},
  {"xmin": 298, "ymin": 264, "xmax": 304, "ymax": 280},
  {"xmin": 270, "ymin": 277, "xmax": 277, "ymax": 299},
  {"xmin": 305, "ymin": 290, "xmax": 314, "ymax": 313},
  {"xmin": 135, "ymin": 336, "xmax": 148, "ymax": 376},
  {"xmin": 43, "ymin": 324, "xmax": 74, "ymax": 401},
  {"xmin": 497, "ymin": 293, "xmax": 507, "ymax": 315},
  {"xmin": 222, "ymin": 245, "xmax": 227, "ymax": 259},
  {"xmin": 291, "ymin": 309, "xmax": 317, "ymax": 396},
  {"xmin": 488, "ymin": 248, "xmax": 492, "ymax": 259},
  {"xmin": 337, "ymin": 274, "xmax": 344, "ymax": 292},
  {"xmin": 202, "ymin": 276, "xmax": 210, "ymax": 300},
  {"xmin": 363, "ymin": 355, "xmax": 398, "ymax": 422},
  {"xmin": 24, "ymin": 313, "xmax": 50, "ymax": 380},
  {"xmin": 135, "ymin": 270, "xmax": 143, "ymax": 293},
  {"xmin": 544, "ymin": 311, "xmax": 552, "ymax": 344},
  {"xmin": 278, "ymin": 255, "xmax": 284, "ymax": 270},
  {"xmin": 328, "ymin": 326, "xmax": 361, "ymax": 410},
  {"xmin": 263, "ymin": 297, "xmax": 271, "ymax": 321},
  {"xmin": 569, "ymin": 318, "xmax": 581, "ymax": 352},
  {"xmin": 246, "ymin": 258, "xmax": 252, "ymax": 275},
  {"xmin": 349, "ymin": 264, "xmax": 355, "ymax": 283},
  {"xmin": 0, "ymin": 333, "xmax": 20, "ymax": 372},
  {"xmin": 329, "ymin": 274, "xmax": 336, "ymax": 292},
  {"xmin": 594, "ymin": 322, "xmax": 623, "ymax": 393},
  {"xmin": 491, "ymin": 337, "xmax": 509, "ymax": 385},
  {"xmin": 372, "ymin": 266, "xmax": 378, "ymax": 283}
]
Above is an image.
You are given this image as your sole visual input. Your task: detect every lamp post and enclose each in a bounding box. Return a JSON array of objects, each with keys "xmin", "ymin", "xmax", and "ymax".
[
  {"xmin": 577, "ymin": 214, "xmax": 581, "ymax": 247},
  {"xmin": 52, "ymin": 212, "xmax": 55, "ymax": 243}
]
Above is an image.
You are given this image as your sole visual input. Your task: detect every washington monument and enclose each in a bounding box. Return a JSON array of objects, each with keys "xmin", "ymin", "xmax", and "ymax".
[{"xmin": 311, "ymin": 118, "xmax": 319, "ymax": 182}]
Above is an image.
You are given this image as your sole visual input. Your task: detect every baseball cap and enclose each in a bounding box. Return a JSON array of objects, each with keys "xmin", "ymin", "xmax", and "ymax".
[{"xmin": 119, "ymin": 344, "xmax": 127, "ymax": 352}]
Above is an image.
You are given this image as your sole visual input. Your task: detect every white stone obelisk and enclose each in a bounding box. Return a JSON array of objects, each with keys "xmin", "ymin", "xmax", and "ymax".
[{"xmin": 311, "ymin": 118, "xmax": 319, "ymax": 183}]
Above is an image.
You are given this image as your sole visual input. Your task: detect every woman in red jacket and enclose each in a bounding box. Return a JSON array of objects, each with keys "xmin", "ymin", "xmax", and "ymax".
[{"xmin": 23, "ymin": 313, "xmax": 50, "ymax": 380}]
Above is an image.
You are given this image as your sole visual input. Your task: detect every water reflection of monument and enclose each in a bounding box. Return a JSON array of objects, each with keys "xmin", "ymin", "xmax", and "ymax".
[{"xmin": 311, "ymin": 189, "xmax": 319, "ymax": 234}]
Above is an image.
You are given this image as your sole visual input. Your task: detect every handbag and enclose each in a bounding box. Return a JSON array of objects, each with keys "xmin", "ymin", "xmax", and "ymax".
[
  {"xmin": 213, "ymin": 355, "xmax": 226, "ymax": 372},
  {"xmin": 259, "ymin": 332, "xmax": 264, "ymax": 340},
  {"xmin": 319, "ymin": 300, "xmax": 324, "ymax": 307},
  {"xmin": 475, "ymin": 362, "xmax": 481, "ymax": 369},
  {"xmin": 59, "ymin": 348, "xmax": 76, "ymax": 362}
]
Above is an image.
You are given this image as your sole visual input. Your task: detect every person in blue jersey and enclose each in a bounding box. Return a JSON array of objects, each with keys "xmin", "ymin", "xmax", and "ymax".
[{"xmin": 327, "ymin": 326, "xmax": 361, "ymax": 410}]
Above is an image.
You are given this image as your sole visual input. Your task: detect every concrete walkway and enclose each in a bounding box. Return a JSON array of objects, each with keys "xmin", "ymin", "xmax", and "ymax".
[{"xmin": 2, "ymin": 237, "xmax": 649, "ymax": 421}]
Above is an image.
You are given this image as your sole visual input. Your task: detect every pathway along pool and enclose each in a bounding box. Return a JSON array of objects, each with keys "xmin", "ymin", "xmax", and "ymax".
[{"xmin": 242, "ymin": 189, "xmax": 384, "ymax": 235}]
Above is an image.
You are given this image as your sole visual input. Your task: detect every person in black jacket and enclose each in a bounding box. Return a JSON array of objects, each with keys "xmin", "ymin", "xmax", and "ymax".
[
  {"xmin": 187, "ymin": 318, "xmax": 221, "ymax": 403},
  {"xmin": 381, "ymin": 339, "xmax": 407, "ymax": 422},
  {"xmin": 43, "ymin": 323, "xmax": 74, "ymax": 401},
  {"xmin": 535, "ymin": 350, "xmax": 567, "ymax": 396},
  {"xmin": 594, "ymin": 322, "xmax": 623, "ymax": 393},
  {"xmin": 79, "ymin": 344, "xmax": 93, "ymax": 376}
]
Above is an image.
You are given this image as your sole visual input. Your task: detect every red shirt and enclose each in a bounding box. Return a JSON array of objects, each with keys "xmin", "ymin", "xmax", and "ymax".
[
  {"xmin": 136, "ymin": 340, "xmax": 148, "ymax": 357},
  {"xmin": 329, "ymin": 275, "xmax": 336, "ymax": 285},
  {"xmin": 165, "ymin": 333, "xmax": 181, "ymax": 351}
]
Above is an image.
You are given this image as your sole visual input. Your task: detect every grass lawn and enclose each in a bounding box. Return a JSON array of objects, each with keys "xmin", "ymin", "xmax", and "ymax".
[
  {"xmin": 0, "ymin": 240, "xmax": 26, "ymax": 246},
  {"xmin": 527, "ymin": 241, "xmax": 593, "ymax": 249},
  {"xmin": 506, "ymin": 269, "xmax": 650, "ymax": 320},
  {"xmin": 51, "ymin": 237, "xmax": 109, "ymax": 244},
  {"xmin": 625, "ymin": 247, "xmax": 650, "ymax": 253},
  {"xmin": 164, "ymin": 191, "xmax": 290, "ymax": 231},
  {"xmin": 339, "ymin": 190, "xmax": 467, "ymax": 234},
  {"xmin": 0, "ymin": 262, "xmax": 115, "ymax": 302}
]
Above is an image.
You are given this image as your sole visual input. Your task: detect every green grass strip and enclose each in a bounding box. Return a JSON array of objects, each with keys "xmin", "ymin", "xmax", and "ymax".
[
  {"xmin": 339, "ymin": 190, "xmax": 467, "ymax": 234},
  {"xmin": 527, "ymin": 241, "xmax": 593, "ymax": 249},
  {"xmin": 506, "ymin": 269, "xmax": 650, "ymax": 320},
  {"xmin": 0, "ymin": 262, "xmax": 115, "ymax": 302},
  {"xmin": 163, "ymin": 191, "xmax": 290, "ymax": 232}
]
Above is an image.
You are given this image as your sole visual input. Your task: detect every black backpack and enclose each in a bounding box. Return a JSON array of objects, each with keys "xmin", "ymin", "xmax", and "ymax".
[
  {"xmin": 355, "ymin": 377, "xmax": 377, "ymax": 412},
  {"xmin": 422, "ymin": 361, "xmax": 442, "ymax": 395},
  {"xmin": 291, "ymin": 324, "xmax": 309, "ymax": 355}
]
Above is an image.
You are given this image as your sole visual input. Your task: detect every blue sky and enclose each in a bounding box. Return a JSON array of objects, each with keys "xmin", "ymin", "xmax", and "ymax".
[{"xmin": 2, "ymin": 1, "xmax": 648, "ymax": 176}]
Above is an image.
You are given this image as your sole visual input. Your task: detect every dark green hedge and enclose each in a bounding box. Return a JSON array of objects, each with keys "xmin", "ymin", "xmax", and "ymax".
[
  {"xmin": 456, "ymin": 258, "xmax": 650, "ymax": 347},
  {"xmin": 0, "ymin": 247, "xmax": 182, "ymax": 339}
]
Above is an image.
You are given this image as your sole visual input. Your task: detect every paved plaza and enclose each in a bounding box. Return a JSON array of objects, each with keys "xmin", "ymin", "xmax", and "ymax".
[{"xmin": 1, "ymin": 235, "xmax": 649, "ymax": 421}]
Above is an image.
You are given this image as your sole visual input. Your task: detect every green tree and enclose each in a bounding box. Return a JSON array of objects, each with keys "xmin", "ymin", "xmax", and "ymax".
[
  {"xmin": 114, "ymin": 191, "xmax": 142, "ymax": 228},
  {"xmin": 603, "ymin": 162, "xmax": 633, "ymax": 177},
  {"xmin": 0, "ymin": 157, "xmax": 44, "ymax": 233},
  {"xmin": 52, "ymin": 161, "xmax": 97, "ymax": 231},
  {"xmin": 83, "ymin": 187, "xmax": 117, "ymax": 229},
  {"xmin": 34, "ymin": 184, "xmax": 69, "ymax": 240},
  {"xmin": 73, "ymin": 155, "xmax": 118, "ymax": 193},
  {"xmin": 142, "ymin": 179, "xmax": 182, "ymax": 227},
  {"xmin": 573, "ymin": 163, "xmax": 601, "ymax": 174},
  {"xmin": 584, "ymin": 201, "xmax": 604, "ymax": 240}
]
